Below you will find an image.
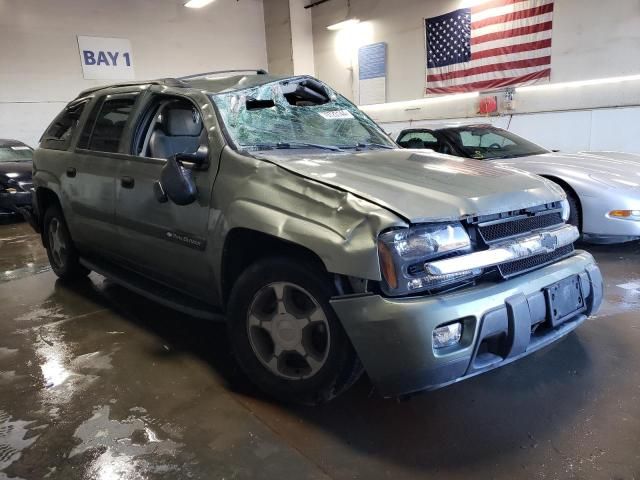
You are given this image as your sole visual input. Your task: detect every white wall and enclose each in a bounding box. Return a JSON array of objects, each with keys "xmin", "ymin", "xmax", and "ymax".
[
  {"xmin": 0, "ymin": 0, "xmax": 268, "ymax": 147},
  {"xmin": 264, "ymin": 0, "xmax": 294, "ymax": 75},
  {"xmin": 312, "ymin": 0, "xmax": 640, "ymax": 104},
  {"xmin": 289, "ymin": 0, "xmax": 315, "ymax": 76},
  {"xmin": 381, "ymin": 106, "xmax": 640, "ymax": 153},
  {"xmin": 310, "ymin": 0, "xmax": 640, "ymax": 152}
]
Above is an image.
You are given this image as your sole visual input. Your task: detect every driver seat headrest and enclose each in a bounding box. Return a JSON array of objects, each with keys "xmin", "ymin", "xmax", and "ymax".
[{"xmin": 164, "ymin": 108, "xmax": 202, "ymax": 136}]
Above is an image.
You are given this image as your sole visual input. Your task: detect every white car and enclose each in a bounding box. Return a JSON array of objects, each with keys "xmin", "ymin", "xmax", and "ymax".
[{"xmin": 396, "ymin": 124, "xmax": 640, "ymax": 244}]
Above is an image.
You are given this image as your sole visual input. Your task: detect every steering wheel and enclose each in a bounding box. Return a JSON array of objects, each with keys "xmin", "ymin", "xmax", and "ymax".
[{"xmin": 488, "ymin": 143, "xmax": 502, "ymax": 149}]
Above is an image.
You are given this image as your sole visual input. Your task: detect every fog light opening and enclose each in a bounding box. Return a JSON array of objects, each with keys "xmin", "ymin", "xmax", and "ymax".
[{"xmin": 433, "ymin": 322, "xmax": 463, "ymax": 349}]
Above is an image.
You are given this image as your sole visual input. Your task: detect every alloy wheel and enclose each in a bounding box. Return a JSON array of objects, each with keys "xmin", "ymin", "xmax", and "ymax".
[
  {"xmin": 48, "ymin": 218, "xmax": 67, "ymax": 269},
  {"xmin": 247, "ymin": 282, "xmax": 331, "ymax": 380}
]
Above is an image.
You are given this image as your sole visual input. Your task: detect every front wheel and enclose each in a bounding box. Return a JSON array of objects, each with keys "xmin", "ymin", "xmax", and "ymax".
[
  {"xmin": 43, "ymin": 205, "xmax": 90, "ymax": 280},
  {"xmin": 564, "ymin": 191, "xmax": 581, "ymax": 230},
  {"xmin": 227, "ymin": 257, "xmax": 362, "ymax": 405}
]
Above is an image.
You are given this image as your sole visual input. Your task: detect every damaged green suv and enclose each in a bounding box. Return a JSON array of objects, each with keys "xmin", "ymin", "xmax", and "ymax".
[{"xmin": 30, "ymin": 71, "xmax": 603, "ymax": 404}]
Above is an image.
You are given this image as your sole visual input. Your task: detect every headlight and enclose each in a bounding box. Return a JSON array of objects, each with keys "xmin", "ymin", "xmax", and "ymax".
[
  {"xmin": 378, "ymin": 222, "xmax": 480, "ymax": 296},
  {"xmin": 560, "ymin": 198, "xmax": 570, "ymax": 222}
]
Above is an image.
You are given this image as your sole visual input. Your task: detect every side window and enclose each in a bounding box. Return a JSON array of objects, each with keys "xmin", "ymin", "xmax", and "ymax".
[
  {"xmin": 78, "ymin": 94, "xmax": 138, "ymax": 153},
  {"xmin": 133, "ymin": 96, "xmax": 205, "ymax": 160},
  {"xmin": 40, "ymin": 101, "xmax": 88, "ymax": 151}
]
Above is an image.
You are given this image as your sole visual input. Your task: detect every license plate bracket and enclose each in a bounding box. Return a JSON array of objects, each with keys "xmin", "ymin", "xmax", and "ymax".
[{"xmin": 544, "ymin": 275, "xmax": 585, "ymax": 327}]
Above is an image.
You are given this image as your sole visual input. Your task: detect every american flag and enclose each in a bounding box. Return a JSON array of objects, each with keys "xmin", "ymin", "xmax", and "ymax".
[{"xmin": 425, "ymin": 0, "xmax": 553, "ymax": 94}]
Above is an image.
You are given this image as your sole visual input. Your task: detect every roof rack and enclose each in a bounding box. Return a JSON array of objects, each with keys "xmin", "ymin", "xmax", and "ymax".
[
  {"xmin": 75, "ymin": 71, "xmax": 269, "ymax": 100},
  {"xmin": 76, "ymin": 78, "xmax": 188, "ymax": 98},
  {"xmin": 178, "ymin": 69, "xmax": 268, "ymax": 80}
]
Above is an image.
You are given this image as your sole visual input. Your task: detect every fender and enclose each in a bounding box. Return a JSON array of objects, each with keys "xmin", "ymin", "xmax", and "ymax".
[{"xmin": 207, "ymin": 149, "xmax": 406, "ymax": 298}]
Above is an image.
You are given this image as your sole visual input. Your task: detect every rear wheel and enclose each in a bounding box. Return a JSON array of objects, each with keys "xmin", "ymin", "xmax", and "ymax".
[
  {"xmin": 43, "ymin": 205, "xmax": 90, "ymax": 280},
  {"xmin": 227, "ymin": 257, "xmax": 362, "ymax": 405}
]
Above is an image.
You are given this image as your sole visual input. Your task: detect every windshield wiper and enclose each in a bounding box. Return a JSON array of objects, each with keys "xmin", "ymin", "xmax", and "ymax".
[
  {"xmin": 248, "ymin": 142, "xmax": 344, "ymax": 152},
  {"xmin": 344, "ymin": 142, "xmax": 395, "ymax": 150}
]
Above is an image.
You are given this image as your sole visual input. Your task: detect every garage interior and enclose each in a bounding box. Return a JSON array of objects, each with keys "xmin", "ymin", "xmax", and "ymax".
[{"xmin": 1, "ymin": 0, "xmax": 640, "ymax": 479}]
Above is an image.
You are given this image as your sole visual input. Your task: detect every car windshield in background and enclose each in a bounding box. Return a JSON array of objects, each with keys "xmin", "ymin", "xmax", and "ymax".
[
  {"xmin": 444, "ymin": 127, "xmax": 549, "ymax": 160},
  {"xmin": 0, "ymin": 145, "xmax": 33, "ymax": 162},
  {"xmin": 210, "ymin": 78, "xmax": 395, "ymax": 152}
]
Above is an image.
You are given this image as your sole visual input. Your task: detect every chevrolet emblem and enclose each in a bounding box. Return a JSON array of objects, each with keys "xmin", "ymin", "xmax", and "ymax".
[{"xmin": 541, "ymin": 233, "xmax": 558, "ymax": 250}]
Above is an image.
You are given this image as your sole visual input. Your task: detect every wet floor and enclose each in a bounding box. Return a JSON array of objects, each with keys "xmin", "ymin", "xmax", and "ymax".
[{"xmin": 0, "ymin": 221, "xmax": 639, "ymax": 479}]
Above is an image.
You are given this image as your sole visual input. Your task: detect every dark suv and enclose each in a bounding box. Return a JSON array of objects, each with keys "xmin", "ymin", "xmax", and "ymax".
[{"xmin": 29, "ymin": 71, "xmax": 603, "ymax": 404}]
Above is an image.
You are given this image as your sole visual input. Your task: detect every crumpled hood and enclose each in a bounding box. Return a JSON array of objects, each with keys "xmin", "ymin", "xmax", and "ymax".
[
  {"xmin": 258, "ymin": 149, "xmax": 563, "ymax": 223},
  {"xmin": 495, "ymin": 151, "xmax": 640, "ymax": 177}
]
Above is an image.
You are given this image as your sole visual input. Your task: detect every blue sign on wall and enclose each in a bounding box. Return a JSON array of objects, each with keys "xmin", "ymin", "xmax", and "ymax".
[{"xmin": 358, "ymin": 42, "xmax": 387, "ymax": 105}]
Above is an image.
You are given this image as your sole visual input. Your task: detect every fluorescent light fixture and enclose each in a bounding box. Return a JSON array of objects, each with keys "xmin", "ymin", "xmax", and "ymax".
[
  {"xmin": 184, "ymin": 0, "xmax": 215, "ymax": 8},
  {"xmin": 517, "ymin": 74, "xmax": 640, "ymax": 92},
  {"xmin": 361, "ymin": 92, "xmax": 479, "ymax": 112},
  {"xmin": 327, "ymin": 18, "xmax": 360, "ymax": 31}
]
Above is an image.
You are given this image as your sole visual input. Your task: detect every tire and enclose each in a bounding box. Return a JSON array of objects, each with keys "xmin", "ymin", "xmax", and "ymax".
[
  {"xmin": 564, "ymin": 191, "xmax": 581, "ymax": 231},
  {"xmin": 227, "ymin": 257, "xmax": 362, "ymax": 405},
  {"xmin": 43, "ymin": 205, "xmax": 90, "ymax": 280}
]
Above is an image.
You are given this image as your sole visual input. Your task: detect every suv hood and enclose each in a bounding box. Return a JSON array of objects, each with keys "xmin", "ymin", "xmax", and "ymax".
[{"xmin": 258, "ymin": 150, "xmax": 562, "ymax": 223}]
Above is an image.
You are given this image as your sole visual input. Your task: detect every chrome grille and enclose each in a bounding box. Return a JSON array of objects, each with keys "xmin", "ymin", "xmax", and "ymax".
[
  {"xmin": 469, "ymin": 205, "xmax": 574, "ymax": 280},
  {"xmin": 498, "ymin": 244, "xmax": 574, "ymax": 278},
  {"xmin": 478, "ymin": 212, "xmax": 563, "ymax": 244}
]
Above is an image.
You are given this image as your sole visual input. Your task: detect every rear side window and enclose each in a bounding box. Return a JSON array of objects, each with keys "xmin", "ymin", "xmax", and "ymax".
[
  {"xmin": 78, "ymin": 94, "xmax": 138, "ymax": 153},
  {"xmin": 40, "ymin": 101, "xmax": 88, "ymax": 151}
]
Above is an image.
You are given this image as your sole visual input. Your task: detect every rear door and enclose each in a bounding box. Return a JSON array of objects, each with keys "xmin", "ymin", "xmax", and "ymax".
[
  {"xmin": 112, "ymin": 89, "xmax": 222, "ymax": 300},
  {"xmin": 69, "ymin": 91, "xmax": 140, "ymax": 258}
]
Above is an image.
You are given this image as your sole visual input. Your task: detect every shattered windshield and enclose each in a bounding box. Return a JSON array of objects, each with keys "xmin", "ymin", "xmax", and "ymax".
[{"xmin": 210, "ymin": 78, "xmax": 395, "ymax": 152}]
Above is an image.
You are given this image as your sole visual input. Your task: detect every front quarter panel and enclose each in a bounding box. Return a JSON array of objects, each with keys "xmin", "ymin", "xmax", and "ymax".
[
  {"xmin": 505, "ymin": 161, "xmax": 640, "ymax": 237},
  {"xmin": 210, "ymin": 147, "xmax": 406, "ymax": 283}
]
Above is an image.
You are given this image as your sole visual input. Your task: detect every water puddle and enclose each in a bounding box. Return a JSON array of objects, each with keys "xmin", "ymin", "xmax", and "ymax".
[
  {"xmin": 71, "ymin": 406, "xmax": 187, "ymax": 478},
  {"xmin": 0, "ymin": 264, "xmax": 51, "ymax": 284},
  {"xmin": 0, "ymin": 410, "xmax": 38, "ymax": 475}
]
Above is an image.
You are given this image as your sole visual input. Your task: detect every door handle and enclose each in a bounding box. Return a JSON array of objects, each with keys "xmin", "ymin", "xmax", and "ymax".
[
  {"xmin": 121, "ymin": 176, "xmax": 135, "ymax": 189},
  {"xmin": 66, "ymin": 167, "xmax": 76, "ymax": 178}
]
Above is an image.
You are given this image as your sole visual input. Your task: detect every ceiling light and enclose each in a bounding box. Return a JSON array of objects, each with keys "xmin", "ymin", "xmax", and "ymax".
[
  {"xmin": 184, "ymin": 0, "xmax": 215, "ymax": 8},
  {"xmin": 327, "ymin": 18, "xmax": 360, "ymax": 30},
  {"xmin": 361, "ymin": 92, "xmax": 479, "ymax": 112}
]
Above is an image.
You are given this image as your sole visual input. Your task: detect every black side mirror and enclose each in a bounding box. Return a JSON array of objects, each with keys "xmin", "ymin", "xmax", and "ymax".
[
  {"xmin": 175, "ymin": 144, "xmax": 209, "ymax": 169},
  {"xmin": 155, "ymin": 155, "xmax": 197, "ymax": 206}
]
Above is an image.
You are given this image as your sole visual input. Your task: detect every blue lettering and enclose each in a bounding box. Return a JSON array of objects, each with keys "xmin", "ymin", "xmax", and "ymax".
[
  {"xmin": 107, "ymin": 51, "xmax": 119, "ymax": 66},
  {"xmin": 83, "ymin": 50, "xmax": 96, "ymax": 65},
  {"xmin": 96, "ymin": 51, "xmax": 109, "ymax": 66},
  {"xmin": 123, "ymin": 52, "xmax": 131, "ymax": 67}
]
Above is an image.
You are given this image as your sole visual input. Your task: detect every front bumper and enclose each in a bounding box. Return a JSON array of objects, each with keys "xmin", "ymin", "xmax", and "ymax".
[
  {"xmin": 0, "ymin": 191, "xmax": 32, "ymax": 215},
  {"xmin": 331, "ymin": 250, "xmax": 602, "ymax": 397},
  {"xmin": 581, "ymin": 195, "xmax": 640, "ymax": 243}
]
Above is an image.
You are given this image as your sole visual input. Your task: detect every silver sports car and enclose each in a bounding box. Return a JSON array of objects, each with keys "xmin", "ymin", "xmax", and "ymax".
[{"xmin": 396, "ymin": 124, "xmax": 640, "ymax": 244}]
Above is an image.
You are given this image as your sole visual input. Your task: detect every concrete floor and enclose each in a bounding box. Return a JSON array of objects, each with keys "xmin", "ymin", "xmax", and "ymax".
[{"xmin": 0, "ymin": 221, "xmax": 639, "ymax": 480}]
